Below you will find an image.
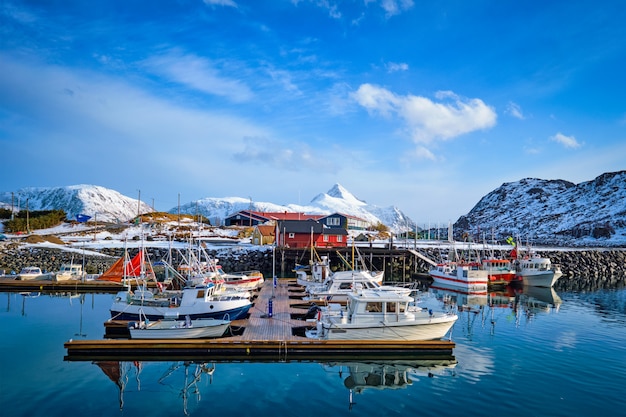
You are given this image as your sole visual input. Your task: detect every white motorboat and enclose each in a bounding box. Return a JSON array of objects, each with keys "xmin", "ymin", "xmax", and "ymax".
[
  {"xmin": 110, "ymin": 282, "xmax": 252, "ymax": 321},
  {"xmin": 428, "ymin": 262, "xmax": 489, "ymax": 292},
  {"xmin": 17, "ymin": 266, "xmax": 50, "ymax": 281},
  {"xmin": 54, "ymin": 263, "xmax": 83, "ymax": 282},
  {"xmin": 514, "ymin": 254, "xmax": 562, "ymax": 287},
  {"xmin": 305, "ymin": 289, "xmax": 458, "ymax": 341},
  {"xmin": 218, "ymin": 268, "xmax": 264, "ymax": 291},
  {"xmin": 128, "ymin": 316, "xmax": 230, "ymax": 339},
  {"xmin": 304, "ymin": 269, "xmax": 408, "ymax": 302}
]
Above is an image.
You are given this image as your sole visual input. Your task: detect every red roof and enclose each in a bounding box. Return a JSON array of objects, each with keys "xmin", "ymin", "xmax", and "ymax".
[{"xmin": 249, "ymin": 211, "xmax": 325, "ymax": 221}]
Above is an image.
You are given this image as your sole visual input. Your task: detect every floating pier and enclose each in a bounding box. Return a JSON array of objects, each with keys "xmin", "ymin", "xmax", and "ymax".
[
  {"xmin": 64, "ymin": 278, "xmax": 456, "ymax": 362},
  {"xmin": 0, "ymin": 277, "xmax": 128, "ymax": 293}
]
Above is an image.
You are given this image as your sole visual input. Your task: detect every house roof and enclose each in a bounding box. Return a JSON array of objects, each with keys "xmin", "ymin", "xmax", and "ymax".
[
  {"xmin": 255, "ymin": 225, "xmax": 275, "ymax": 236},
  {"xmin": 319, "ymin": 212, "xmax": 369, "ymax": 222},
  {"xmin": 277, "ymin": 219, "xmax": 348, "ymax": 235},
  {"xmin": 227, "ymin": 210, "xmax": 325, "ymax": 222}
]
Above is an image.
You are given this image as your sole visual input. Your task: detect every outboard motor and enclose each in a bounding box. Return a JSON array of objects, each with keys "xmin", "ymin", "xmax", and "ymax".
[{"xmin": 305, "ymin": 303, "xmax": 321, "ymax": 319}]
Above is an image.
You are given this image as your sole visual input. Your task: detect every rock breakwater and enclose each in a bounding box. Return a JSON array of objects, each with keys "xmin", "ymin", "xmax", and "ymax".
[{"xmin": 1, "ymin": 244, "xmax": 624, "ymax": 291}]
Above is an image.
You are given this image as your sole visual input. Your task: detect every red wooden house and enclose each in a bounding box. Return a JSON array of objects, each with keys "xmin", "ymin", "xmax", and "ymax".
[{"xmin": 275, "ymin": 219, "xmax": 348, "ymax": 248}]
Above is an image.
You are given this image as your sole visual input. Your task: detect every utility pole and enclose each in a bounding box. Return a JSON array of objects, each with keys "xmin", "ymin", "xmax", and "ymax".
[
  {"xmin": 137, "ymin": 189, "xmax": 141, "ymax": 220},
  {"xmin": 26, "ymin": 198, "xmax": 30, "ymax": 234}
]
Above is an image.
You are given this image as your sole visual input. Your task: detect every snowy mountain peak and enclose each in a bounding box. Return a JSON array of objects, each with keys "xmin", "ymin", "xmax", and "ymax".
[
  {"xmin": 326, "ymin": 183, "xmax": 366, "ymax": 204},
  {"xmin": 311, "ymin": 183, "xmax": 367, "ymax": 207}
]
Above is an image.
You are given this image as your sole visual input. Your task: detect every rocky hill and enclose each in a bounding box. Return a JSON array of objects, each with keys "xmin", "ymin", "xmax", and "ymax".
[{"xmin": 455, "ymin": 171, "xmax": 626, "ymax": 247}]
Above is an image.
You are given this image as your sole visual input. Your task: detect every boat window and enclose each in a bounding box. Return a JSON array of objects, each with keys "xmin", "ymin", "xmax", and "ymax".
[
  {"xmin": 196, "ymin": 290, "xmax": 205, "ymax": 299},
  {"xmin": 365, "ymin": 302, "xmax": 382, "ymax": 312},
  {"xmin": 398, "ymin": 302, "xmax": 406, "ymax": 313},
  {"xmin": 386, "ymin": 302, "xmax": 396, "ymax": 313},
  {"xmin": 339, "ymin": 283, "xmax": 352, "ymax": 290}
]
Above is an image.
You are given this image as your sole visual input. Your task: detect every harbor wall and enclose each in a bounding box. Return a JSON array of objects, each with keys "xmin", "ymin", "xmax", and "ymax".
[{"xmin": 0, "ymin": 244, "xmax": 624, "ymax": 290}]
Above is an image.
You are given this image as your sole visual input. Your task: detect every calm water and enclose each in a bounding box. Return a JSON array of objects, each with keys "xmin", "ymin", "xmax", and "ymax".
[{"xmin": 1, "ymin": 281, "xmax": 625, "ymax": 417}]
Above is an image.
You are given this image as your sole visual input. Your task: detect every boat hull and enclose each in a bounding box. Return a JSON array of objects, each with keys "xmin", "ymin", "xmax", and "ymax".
[
  {"xmin": 519, "ymin": 271, "xmax": 561, "ymax": 287},
  {"xmin": 429, "ymin": 273, "xmax": 488, "ymax": 292},
  {"xmin": 128, "ymin": 319, "xmax": 230, "ymax": 339},
  {"xmin": 312, "ymin": 317, "xmax": 457, "ymax": 341},
  {"xmin": 429, "ymin": 263, "xmax": 489, "ymax": 291},
  {"xmin": 110, "ymin": 299, "xmax": 251, "ymax": 321}
]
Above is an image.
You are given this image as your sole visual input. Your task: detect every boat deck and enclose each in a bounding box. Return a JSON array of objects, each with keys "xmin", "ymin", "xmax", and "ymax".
[{"xmin": 65, "ymin": 278, "xmax": 456, "ymax": 362}]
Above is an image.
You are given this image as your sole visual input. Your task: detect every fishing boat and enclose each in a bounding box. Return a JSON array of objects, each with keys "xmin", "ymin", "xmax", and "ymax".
[
  {"xmin": 428, "ymin": 262, "xmax": 489, "ymax": 292},
  {"xmin": 110, "ymin": 282, "xmax": 252, "ymax": 321},
  {"xmin": 128, "ymin": 315, "xmax": 231, "ymax": 339},
  {"xmin": 305, "ymin": 289, "xmax": 458, "ymax": 341},
  {"xmin": 294, "ymin": 247, "xmax": 333, "ymax": 287},
  {"xmin": 513, "ymin": 253, "xmax": 562, "ymax": 287},
  {"xmin": 481, "ymin": 258, "xmax": 519, "ymax": 284}
]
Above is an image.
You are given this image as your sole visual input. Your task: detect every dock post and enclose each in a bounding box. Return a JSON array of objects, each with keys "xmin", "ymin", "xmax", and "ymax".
[{"xmin": 268, "ymin": 298, "xmax": 273, "ymax": 318}]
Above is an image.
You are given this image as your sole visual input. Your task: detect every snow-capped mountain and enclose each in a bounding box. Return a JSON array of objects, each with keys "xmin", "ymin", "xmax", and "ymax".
[
  {"xmin": 0, "ymin": 185, "xmax": 153, "ymax": 223},
  {"xmin": 3, "ymin": 172, "xmax": 624, "ymax": 246},
  {"xmin": 174, "ymin": 183, "xmax": 415, "ymax": 233},
  {"xmin": 455, "ymin": 171, "xmax": 626, "ymax": 246}
]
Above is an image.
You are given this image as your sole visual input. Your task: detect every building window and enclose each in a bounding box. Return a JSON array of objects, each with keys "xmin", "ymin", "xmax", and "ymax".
[
  {"xmin": 327, "ymin": 217, "xmax": 340, "ymax": 226},
  {"xmin": 337, "ymin": 235, "xmax": 343, "ymax": 242},
  {"xmin": 323, "ymin": 235, "xmax": 329, "ymax": 242},
  {"xmin": 288, "ymin": 233, "xmax": 295, "ymax": 238}
]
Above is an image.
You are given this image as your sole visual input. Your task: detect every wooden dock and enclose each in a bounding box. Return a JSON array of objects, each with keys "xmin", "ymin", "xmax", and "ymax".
[
  {"xmin": 65, "ymin": 278, "xmax": 456, "ymax": 362},
  {"xmin": 0, "ymin": 277, "xmax": 128, "ymax": 293}
]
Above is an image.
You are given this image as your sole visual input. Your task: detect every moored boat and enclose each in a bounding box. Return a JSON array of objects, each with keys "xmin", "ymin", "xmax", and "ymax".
[
  {"xmin": 481, "ymin": 258, "xmax": 519, "ymax": 284},
  {"xmin": 128, "ymin": 316, "xmax": 231, "ymax": 339},
  {"xmin": 514, "ymin": 253, "xmax": 562, "ymax": 287},
  {"xmin": 428, "ymin": 262, "xmax": 489, "ymax": 292},
  {"xmin": 110, "ymin": 282, "xmax": 252, "ymax": 321},
  {"xmin": 17, "ymin": 266, "xmax": 51, "ymax": 281},
  {"xmin": 305, "ymin": 289, "xmax": 458, "ymax": 341},
  {"xmin": 304, "ymin": 269, "xmax": 404, "ymax": 302},
  {"xmin": 54, "ymin": 263, "xmax": 84, "ymax": 282}
]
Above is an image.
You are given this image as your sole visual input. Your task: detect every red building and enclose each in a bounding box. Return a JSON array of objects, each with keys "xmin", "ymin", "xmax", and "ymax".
[{"xmin": 275, "ymin": 219, "xmax": 348, "ymax": 248}]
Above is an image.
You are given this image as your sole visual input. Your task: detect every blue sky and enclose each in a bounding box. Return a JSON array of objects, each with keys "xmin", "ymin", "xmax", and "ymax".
[{"xmin": 1, "ymin": 0, "xmax": 624, "ymax": 224}]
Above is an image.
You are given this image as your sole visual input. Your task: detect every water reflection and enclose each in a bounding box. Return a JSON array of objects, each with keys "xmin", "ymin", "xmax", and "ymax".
[
  {"xmin": 95, "ymin": 360, "xmax": 215, "ymax": 416},
  {"xmin": 427, "ymin": 283, "xmax": 563, "ymax": 336},
  {"xmin": 320, "ymin": 358, "xmax": 457, "ymax": 410},
  {"xmin": 17, "ymin": 291, "xmax": 41, "ymax": 316}
]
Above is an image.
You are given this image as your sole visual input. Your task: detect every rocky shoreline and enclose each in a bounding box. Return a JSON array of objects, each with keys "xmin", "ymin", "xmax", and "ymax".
[{"xmin": 1, "ymin": 243, "xmax": 624, "ymax": 291}]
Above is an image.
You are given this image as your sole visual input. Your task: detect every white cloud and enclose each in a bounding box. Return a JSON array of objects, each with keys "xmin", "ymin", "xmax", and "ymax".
[
  {"xmin": 233, "ymin": 136, "xmax": 339, "ymax": 172},
  {"xmin": 142, "ymin": 51, "xmax": 253, "ymax": 103},
  {"xmin": 352, "ymin": 84, "xmax": 497, "ymax": 150},
  {"xmin": 550, "ymin": 132, "xmax": 582, "ymax": 149},
  {"xmin": 203, "ymin": 0, "xmax": 238, "ymax": 7},
  {"xmin": 506, "ymin": 101, "xmax": 525, "ymax": 120},
  {"xmin": 414, "ymin": 146, "xmax": 436, "ymax": 161},
  {"xmin": 386, "ymin": 62, "xmax": 409, "ymax": 73},
  {"xmin": 376, "ymin": 0, "xmax": 415, "ymax": 17}
]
